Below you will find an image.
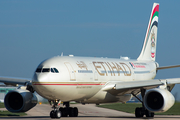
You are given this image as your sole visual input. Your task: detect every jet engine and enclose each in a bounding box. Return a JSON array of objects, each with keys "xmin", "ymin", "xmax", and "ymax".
[
  {"xmin": 143, "ymin": 88, "xmax": 175, "ymax": 113},
  {"xmin": 4, "ymin": 89, "xmax": 37, "ymax": 112}
]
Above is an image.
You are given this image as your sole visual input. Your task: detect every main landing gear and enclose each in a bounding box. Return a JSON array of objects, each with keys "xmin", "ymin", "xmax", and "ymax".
[
  {"xmin": 59, "ymin": 102, "xmax": 78, "ymax": 117},
  {"xmin": 132, "ymin": 89, "xmax": 154, "ymax": 118},
  {"xmin": 49, "ymin": 100, "xmax": 78, "ymax": 119}
]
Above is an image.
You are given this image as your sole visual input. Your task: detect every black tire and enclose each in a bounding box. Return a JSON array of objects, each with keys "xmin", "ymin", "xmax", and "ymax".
[
  {"xmin": 145, "ymin": 110, "xmax": 154, "ymax": 117},
  {"xmin": 63, "ymin": 108, "xmax": 68, "ymax": 117},
  {"xmin": 151, "ymin": 112, "xmax": 154, "ymax": 117},
  {"xmin": 59, "ymin": 107, "xmax": 64, "ymax": 117},
  {"xmin": 135, "ymin": 107, "xmax": 144, "ymax": 118},
  {"xmin": 55, "ymin": 110, "xmax": 61, "ymax": 118},
  {"xmin": 50, "ymin": 110, "xmax": 55, "ymax": 118},
  {"xmin": 74, "ymin": 107, "xmax": 78, "ymax": 117},
  {"xmin": 59, "ymin": 107, "xmax": 68, "ymax": 117},
  {"xmin": 69, "ymin": 107, "xmax": 75, "ymax": 117}
]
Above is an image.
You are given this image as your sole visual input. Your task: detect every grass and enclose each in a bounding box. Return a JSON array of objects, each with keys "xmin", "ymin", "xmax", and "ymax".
[
  {"xmin": 0, "ymin": 111, "xmax": 27, "ymax": 116},
  {"xmin": 0, "ymin": 103, "xmax": 27, "ymax": 117},
  {"xmin": 156, "ymin": 102, "xmax": 180, "ymax": 115},
  {"xmin": 97, "ymin": 102, "xmax": 180, "ymax": 115},
  {"xmin": 0, "ymin": 103, "xmax": 5, "ymax": 108}
]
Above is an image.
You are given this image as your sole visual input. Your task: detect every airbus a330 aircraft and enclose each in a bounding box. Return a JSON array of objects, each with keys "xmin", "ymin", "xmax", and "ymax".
[{"xmin": 0, "ymin": 3, "xmax": 180, "ymax": 119}]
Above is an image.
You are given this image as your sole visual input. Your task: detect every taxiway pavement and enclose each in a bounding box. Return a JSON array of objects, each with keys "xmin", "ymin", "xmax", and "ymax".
[{"xmin": 0, "ymin": 103, "xmax": 180, "ymax": 120}]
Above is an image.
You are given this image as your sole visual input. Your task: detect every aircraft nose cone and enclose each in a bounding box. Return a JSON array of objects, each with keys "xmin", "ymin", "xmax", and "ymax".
[
  {"xmin": 32, "ymin": 73, "xmax": 38, "ymax": 82},
  {"xmin": 32, "ymin": 73, "xmax": 48, "ymax": 82}
]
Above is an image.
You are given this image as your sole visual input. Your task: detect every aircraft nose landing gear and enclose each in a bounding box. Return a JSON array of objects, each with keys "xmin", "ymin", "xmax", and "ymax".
[
  {"xmin": 49, "ymin": 100, "xmax": 61, "ymax": 119},
  {"xmin": 50, "ymin": 110, "xmax": 61, "ymax": 118},
  {"xmin": 49, "ymin": 101, "xmax": 78, "ymax": 118}
]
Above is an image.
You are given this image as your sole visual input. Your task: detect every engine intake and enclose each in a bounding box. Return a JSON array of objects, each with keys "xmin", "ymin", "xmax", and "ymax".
[
  {"xmin": 4, "ymin": 89, "xmax": 37, "ymax": 112},
  {"xmin": 144, "ymin": 88, "xmax": 175, "ymax": 113}
]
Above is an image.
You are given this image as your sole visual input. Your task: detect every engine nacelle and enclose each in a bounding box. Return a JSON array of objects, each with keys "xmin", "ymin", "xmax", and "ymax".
[
  {"xmin": 4, "ymin": 89, "xmax": 37, "ymax": 112},
  {"xmin": 144, "ymin": 88, "xmax": 175, "ymax": 113}
]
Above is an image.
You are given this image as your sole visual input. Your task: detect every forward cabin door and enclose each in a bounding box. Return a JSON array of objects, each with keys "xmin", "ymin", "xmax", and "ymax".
[{"xmin": 64, "ymin": 62, "xmax": 76, "ymax": 81}]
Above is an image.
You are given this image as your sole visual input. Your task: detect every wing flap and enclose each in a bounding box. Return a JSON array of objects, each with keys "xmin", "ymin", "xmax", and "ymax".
[
  {"xmin": 102, "ymin": 78, "xmax": 180, "ymax": 96},
  {"xmin": 103, "ymin": 80, "xmax": 163, "ymax": 91},
  {"xmin": 115, "ymin": 80, "xmax": 163, "ymax": 90}
]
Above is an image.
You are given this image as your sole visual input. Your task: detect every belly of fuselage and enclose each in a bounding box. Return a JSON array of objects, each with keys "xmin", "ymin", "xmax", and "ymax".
[{"xmin": 32, "ymin": 82, "xmax": 103, "ymax": 101}]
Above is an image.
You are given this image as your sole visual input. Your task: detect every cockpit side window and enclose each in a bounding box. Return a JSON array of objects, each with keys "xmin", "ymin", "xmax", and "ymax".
[
  {"xmin": 53, "ymin": 68, "xmax": 59, "ymax": 73},
  {"xmin": 42, "ymin": 68, "xmax": 50, "ymax": 72},
  {"xmin": 51, "ymin": 68, "xmax": 55, "ymax": 73},
  {"xmin": 36, "ymin": 68, "xmax": 42, "ymax": 73}
]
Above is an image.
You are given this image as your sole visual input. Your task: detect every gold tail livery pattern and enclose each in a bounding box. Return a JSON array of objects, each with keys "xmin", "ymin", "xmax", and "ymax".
[{"xmin": 138, "ymin": 3, "xmax": 159, "ymax": 61}]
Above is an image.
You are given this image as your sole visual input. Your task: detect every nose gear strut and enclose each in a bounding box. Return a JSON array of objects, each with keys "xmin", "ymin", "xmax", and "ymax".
[{"xmin": 49, "ymin": 100, "xmax": 61, "ymax": 118}]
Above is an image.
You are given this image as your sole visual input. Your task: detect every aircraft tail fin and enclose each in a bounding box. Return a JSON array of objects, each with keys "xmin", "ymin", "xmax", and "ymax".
[{"xmin": 137, "ymin": 3, "xmax": 159, "ymax": 61}]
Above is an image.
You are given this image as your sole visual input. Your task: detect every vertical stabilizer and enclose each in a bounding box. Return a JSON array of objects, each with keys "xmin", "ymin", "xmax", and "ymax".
[{"xmin": 137, "ymin": 3, "xmax": 159, "ymax": 61}]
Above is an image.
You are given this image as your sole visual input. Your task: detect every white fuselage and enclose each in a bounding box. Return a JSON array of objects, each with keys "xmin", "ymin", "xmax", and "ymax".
[{"xmin": 32, "ymin": 56, "xmax": 157, "ymax": 104}]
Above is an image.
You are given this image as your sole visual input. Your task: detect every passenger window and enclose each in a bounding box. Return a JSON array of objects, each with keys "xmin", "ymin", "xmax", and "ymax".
[
  {"xmin": 53, "ymin": 68, "xmax": 59, "ymax": 73},
  {"xmin": 42, "ymin": 68, "xmax": 50, "ymax": 72}
]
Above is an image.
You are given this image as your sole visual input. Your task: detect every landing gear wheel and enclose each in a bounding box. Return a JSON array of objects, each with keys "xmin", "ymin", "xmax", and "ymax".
[
  {"xmin": 55, "ymin": 110, "xmax": 61, "ymax": 118},
  {"xmin": 135, "ymin": 107, "xmax": 144, "ymax": 118},
  {"xmin": 59, "ymin": 107, "xmax": 68, "ymax": 117},
  {"xmin": 50, "ymin": 110, "xmax": 55, "ymax": 118},
  {"xmin": 145, "ymin": 110, "xmax": 154, "ymax": 117},
  {"xmin": 68, "ymin": 107, "xmax": 79, "ymax": 117},
  {"xmin": 74, "ymin": 107, "xmax": 78, "ymax": 117},
  {"xmin": 133, "ymin": 89, "xmax": 154, "ymax": 118},
  {"xmin": 50, "ymin": 110, "xmax": 61, "ymax": 118},
  {"xmin": 69, "ymin": 107, "xmax": 74, "ymax": 117},
  {"xmin": 58, "ymin": 102, "xmax": 79, "ymax": 117}
]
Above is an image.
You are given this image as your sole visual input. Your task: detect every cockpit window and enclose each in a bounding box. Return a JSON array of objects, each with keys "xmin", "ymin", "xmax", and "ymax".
[
  {"xmin": 36, "ymin": 68, "xmax": 42, "ymax": 73},
  {"xmin": 53, "ymin": 68, "xmax": 59, "ymax": 73},
  {"xmin": 42, "ymin": 68, "xmax": 50, "ymax": 72},
  {"xmin": 51, "ymin": 68, "xmax": 55, "ymax": 73},
  {"xmin": 36, "ymin": 67, "xmax": 59, "ymax": 73},
  {"xmin": 51, "ymin": 68, "xmax": 59, "ymax": 73}
]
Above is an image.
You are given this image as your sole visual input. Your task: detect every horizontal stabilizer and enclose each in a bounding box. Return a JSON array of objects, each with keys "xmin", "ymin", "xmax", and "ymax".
[{"xmin": 157, "ymin": 65, "xmax": 180, "ymax": 70}]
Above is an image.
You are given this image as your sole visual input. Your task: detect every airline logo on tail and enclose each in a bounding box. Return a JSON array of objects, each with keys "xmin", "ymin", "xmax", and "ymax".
[
  {"xmin": 149, "ymin": 5, "xmax": 159, "ymax": 58},
  {"xmin": 144, "ymin": 4, "xmax": 159, "ymax": 59},
  {"xmin": 138, "ymin": 3, "xmax": 159, "ymax": 61},
  {"xmin": 151, "ymin": 32, "xmax": 156, "ymax": 58}
]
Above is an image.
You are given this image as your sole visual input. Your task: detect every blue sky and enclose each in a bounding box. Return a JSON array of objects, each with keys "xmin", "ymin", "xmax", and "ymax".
[{"xmin": 0, "ymin": 1, "xmax": 180, "ymax": 99}]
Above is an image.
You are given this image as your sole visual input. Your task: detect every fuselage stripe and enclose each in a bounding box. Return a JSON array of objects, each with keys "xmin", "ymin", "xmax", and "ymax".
[{"xmin": 33, "ymin": 83, "xmax": 105, "ymax": 85}]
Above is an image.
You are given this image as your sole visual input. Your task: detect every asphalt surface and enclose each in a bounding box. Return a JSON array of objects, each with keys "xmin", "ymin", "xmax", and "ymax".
[{"xmin": 0, "ymin": 103, "xmax": 180, "ymax": 120}]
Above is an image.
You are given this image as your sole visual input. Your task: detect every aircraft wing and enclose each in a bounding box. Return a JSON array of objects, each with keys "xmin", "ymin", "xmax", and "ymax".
[
  {"xmin": 0, "ymin": 76, "xmax": 31, "ymax": 86},
  {"xmin": 102, "ymin": 78, "xmax": 180, "ymax": 95}
]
